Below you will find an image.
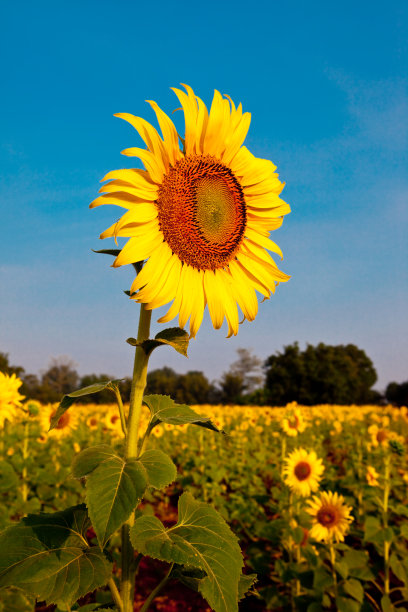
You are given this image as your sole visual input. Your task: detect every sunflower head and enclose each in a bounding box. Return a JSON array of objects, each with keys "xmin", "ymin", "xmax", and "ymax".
[
  {"xmin": 366, "ymin": 465, "xmax": 380, "ymax": 487},
  {"xmin": 307, "ymin": 491, "xmax": 353, "ymax": 543},
  {"xmin": 281, "ymin": 407, "xmax": 306, "ymax": 437},
  {"xmin": 91, "ymin": 85, "xmax": 290, "ymax": 337},
  {"xmin": 283, "ymin": 448, "xmax": 325, "ymax": 497}
]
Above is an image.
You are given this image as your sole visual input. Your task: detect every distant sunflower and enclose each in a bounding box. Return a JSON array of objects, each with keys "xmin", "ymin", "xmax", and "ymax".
[
  {"xmin": 366, "ymin": 465, "xmax": 380, "ymax": 487},
  {"xmin": 307, "ymin": 491, "xmax": 353, "ymax": 543},
  {"xmin": 283, "ymin": 448, "xmax": 324, "ymax": 497},
  {"xmin": 281, "ymin": 407, "xmax": 306, "ymax": 437},
  {"xmin": 92, "ymin": 85, "xmax": 290, "ymax": 337},
  {"xmin": 39, "ymin": 404, "xmax": 78, "ymax": 439}
]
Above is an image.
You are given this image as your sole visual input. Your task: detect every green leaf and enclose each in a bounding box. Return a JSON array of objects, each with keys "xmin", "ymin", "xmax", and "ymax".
[
  {"xmin": 381, "ymin": 595, "xmax": 395, "ymax": 612},
  {"xmin": 138, "ymin": 449, "xmax": 177, "ymax": 489},
  {"xmin": 127, "ymin": 327, "xmax": 190, "ymax": 357},
  {"xmin": 0, "ymin": 505, "xmax": 111, "ymax": 607},
  {"xmin": 335, "ymin": 560, "xmax": 349, "ymax": 580},
  {"xmin": 335, "ymin": 596, "xmax": 361, "ymax": 612},
  {"xmin": 130, "ymin": 492, "xmax": 243, "ymax": 612},
  {"xmin": 0, "ymin": 460, "xmax": 19, "ymax": 493},
  {"xmin": 238, "ymin": 573, "xmax": 257, "ymax": 600},
  {"xmin": 400, "ymin": 523, "xmax": 408, "ymax": 538},
  {"xmin": 143, "ymin": 394, "xmax": 220, "ymax": 433},
  {"xmin": 343, "ymin": 578, "xmax": 364, "ymax": 603},
  {"xmin": 313, "ymin": 566, "xmax": 333, "ymax": 591},
  {"xmin": 72, "ymin": 445, "xmax": 116, "ymax": 479},
  {"xmin": 86, "ymin": 454, "xmax": 147, "ymax": 547},
  {"xmin": 390, "ymin": 553, "xmax": 408, "ymax": 586},
  {"xmin": 50, "ymin": 380, "xmax": 121, "ymax": 430},
  {"xmin": 0, "ymin": 588, "xmax": 35, "ymax": 612},
  {"xmin": 363, "ymin": 516, "xmax": 383, "ymax": 544}
]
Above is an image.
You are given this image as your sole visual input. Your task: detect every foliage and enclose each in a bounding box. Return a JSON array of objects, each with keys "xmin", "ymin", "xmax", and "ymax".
[
  {"xmin": 264, "ymin": 342, "xmax": 378, "ymax": 405},
  {"xmin": 386, "ymin": 381, "xmax": 408, "ymax": 407}
]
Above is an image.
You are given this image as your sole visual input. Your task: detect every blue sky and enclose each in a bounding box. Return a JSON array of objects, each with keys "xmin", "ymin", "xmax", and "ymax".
[{"xmin": 1, "ymin": 0, "xmax": 407, "ymax": 392}]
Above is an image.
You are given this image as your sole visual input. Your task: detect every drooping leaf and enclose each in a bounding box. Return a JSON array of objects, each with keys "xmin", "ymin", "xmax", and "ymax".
[
  {"xmin": 130, "ymin": 492, "xmax": 243, "ymax": 612},
  {"xmin": 127, "ymin": 328, "xmax": 189, "ymax": 357},
  {"xmin": 143, "ymin": 395, "xmax": 220, "ymax": 433},
  {"xmin": 0, "ymin": 505, "xmax": 111, "ymax": 608},
  {"xmin": 72, "ymin": 445, "xmax": 116, "ymax": 479},
  {"xmin": 0, "ymin": 587, "xmax": 35, "ymax": 612},
  {"xmin": 86, "ymin": 455, "xmax": 147, "ymax": 547},
  {"xmin": 238, "ymin": 573, "xmax": 258, "ymax": 601},
  {"xmin": 93, "ymin": 249, "xmax": 143, "ymax": 274},
  {"xmin": 50, "ymin": 380, "xmax": 121, "ymax": 430},
  {"xmin": 138, "ymin": 449, "xmax": 177, "ymax": 489},
  {"xmin": 343, "ymin": 578, "xmax": 364, "ymax": 603},
  {"xmin": 0, "ymin": 460, "xmax": 19, "ymax": 493}
]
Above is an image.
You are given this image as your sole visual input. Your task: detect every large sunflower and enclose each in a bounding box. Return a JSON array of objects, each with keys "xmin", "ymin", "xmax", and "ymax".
[
  {"xmin": 91, "ymin": 85, "xmax": 290, "ymax": 337},
  {"xmin": 283, "ymin": 448, "xmax": 325, "ymax": 497}
]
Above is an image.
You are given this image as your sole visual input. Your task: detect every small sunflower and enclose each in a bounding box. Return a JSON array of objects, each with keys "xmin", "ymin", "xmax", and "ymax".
[
  {"xmin": 281, "ymin": 407, "xmax": 306, "ymax": 437},
  {"xmin": 366, "ymin": 465, "xmax": 380, "ymax": 487},
  {"xmin": 307, "ymin": 491, "xmax": 353, "ymax": 542},
  {"xmin": 92, "ymin": 85, "xmax": 290, "ymax": 337},
  {"xmin": 283, "ymin": 448, "xmax": 325, "ymax": 497},
  {"xmin": 39, "ymin": 404, "xmax": 78, "ymax": 439},
  {"xmin": 368, "ymin": 424, "xmax": 389, "ymax": 448}
]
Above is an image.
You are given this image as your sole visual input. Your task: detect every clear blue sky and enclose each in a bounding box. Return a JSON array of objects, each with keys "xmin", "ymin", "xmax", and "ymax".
[{"xmin": 1, "ymin": 0, "xmax": 407, "ymax": 392}]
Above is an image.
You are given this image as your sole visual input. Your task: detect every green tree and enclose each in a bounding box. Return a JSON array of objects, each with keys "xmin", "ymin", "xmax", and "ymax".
[
  {"xmin": 264, "ymin": 342, "xmax": 378, "ymax": 405},
  {"xmin": 385, "ymin": 381, "xmax": 408, "ymax": 407},
  {"xmin": 0, "ymin": 352, "xmax": 25, "ymax": 377},
  {"xmin": 38, "ymin": 357, "xmax": 79, "ymax": 403}
]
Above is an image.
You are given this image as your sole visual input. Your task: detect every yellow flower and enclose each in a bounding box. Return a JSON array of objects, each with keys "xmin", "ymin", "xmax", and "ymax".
[
  {"xmin": 92, "ymin": 85, "xmax": 290, "ymax": 337},
  {"xmin": 307, "ymin": 491, "xmax": 353, "ymax": 542},
  {"xmin": 104, "ymin": 407, "xmax": 123, "ymax": 436},
  {"xmin": 366, "ymin": 466, "xmax": 380, "ymax": 487},
  {"xmin": 281, "ymin": 408, "xmax": 306, "ymax": 437},
  {"xmin": 0, "ymin": 372, "xmax": 25, "ymax": 426},
  {"xmin": 39, "ymin": 404, "xmax": 78, "ymax": 439},
  {"xmin": 152, "ymin": 425, "xmax": 164, "ymax": 438},
  {"xmin": 368, "ymin": 424, "xmax": 389, "ymax": 448},
  {"xmin": 283, "ymin": 448, "xmax": 325, "ymax": 497}
]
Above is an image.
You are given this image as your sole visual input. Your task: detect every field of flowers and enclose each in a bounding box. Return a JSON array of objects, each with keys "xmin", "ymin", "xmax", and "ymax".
[{"xmin": 1, "ymin": 372, "xmax": 408, "ymax": 611}]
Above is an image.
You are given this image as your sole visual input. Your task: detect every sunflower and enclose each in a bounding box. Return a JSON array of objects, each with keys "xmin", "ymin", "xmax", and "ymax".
[
  {"xmin": 307, "ymin": 491, "xmax": 353, "ymax": 542},
  {"xmin": 91, "ymin": 85, "xmax": 290, "ymax": 337},
  {"xmin": 281, "ymin": 407, "xmax": 306, "ymax": 437},
  {"xmin": 283, "ymin": 448, "xmax": 325, "ymax": 497},
  {"xmin": 0, "ymin": 372, "xmax": 25, "ymax": 426},
  {"xmin": 39, "ymin": 403, "xmax": 79, "ymax": 439},
  {"xmin": 366, "ymin": 465, "xmax": 380, "ymax": 487}
]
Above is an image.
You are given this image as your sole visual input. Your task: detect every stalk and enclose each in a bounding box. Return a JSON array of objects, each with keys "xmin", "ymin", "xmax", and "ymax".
[
  {"xmin": 121, "ymin": 304, "xmax": 152, "ymax": 612},
  {"xmin": 21, "ymin": 419, "xmax": 30, "ymax": 504},
  {"xmin": 383, "ymin": 453, "xmax": 391, "ymax": 596},
  {"xmin": 329, "ymin": 540, "xmax": 338, "ymax": 598},
  {"xmin": 139, "ymin": 563, "xmax": 174, "ymax": 612}
]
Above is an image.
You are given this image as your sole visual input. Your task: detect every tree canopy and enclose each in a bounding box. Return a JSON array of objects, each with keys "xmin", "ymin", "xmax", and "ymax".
[{"xmin": 264, "ymin": 342, "xmax": 378, "ymax": 405}]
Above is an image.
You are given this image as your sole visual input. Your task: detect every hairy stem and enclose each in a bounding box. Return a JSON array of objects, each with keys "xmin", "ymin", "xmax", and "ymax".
[
  {"xmin": 121, "ymin": 304, "xmax": 152, "ymax": 612},
  {"xmin": 140, "ymin": 563, "xmax": 174, "ymax": 612}
]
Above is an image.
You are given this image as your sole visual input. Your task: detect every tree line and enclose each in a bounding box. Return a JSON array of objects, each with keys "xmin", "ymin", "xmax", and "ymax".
[{"xmin": 1, "ymin": 343, "xmax": 406, "ymax": 407}]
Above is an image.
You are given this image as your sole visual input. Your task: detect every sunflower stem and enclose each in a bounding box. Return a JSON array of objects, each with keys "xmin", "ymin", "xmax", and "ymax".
[
  {"xmin": 329, "ymin": 540, "xmax": 337, "ymax": 598},
  {"xmin": 121, "ymin": 303, "xmax": 152, "ymax": 612},
  {"xmin": 383, "ymin": 453, "xmax": 391, "ymax": 596},
  {"xmin": 112, "ymin": 384, "xmax": 127, "ymax": 437}
]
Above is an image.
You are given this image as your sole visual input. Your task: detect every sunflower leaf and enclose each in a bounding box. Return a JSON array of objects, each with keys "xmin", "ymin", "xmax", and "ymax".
[
  {"xmin": 50, "ymin": 380, "xmax": 121, "ymax": 431},
  {"xmin": 0, "ymin": 460, "xmax": 19, "ymax": 493},
  {"xmin": 86, "ymin": 455, "xmax": 147, "ymax": 547},
  {"xmin": 143, "ymin": 394, "xmax": 220, "ymax": 433},
  {"xmin": 126, "ymin": 327, "xmax": 189, "ymax": 357},
  {"xmin": 92, "ymin": 249, "xmax": 143, "ymax": 274},
  {"xmin": 130, "ymin": 492, "xmax": 243, "ymax": 612},
  {"xmin": 71, "ymin": 445, "xmax": 116, "ymax": 479},
  {"xmin": 0, "ymin": 504, "xmax": 112, "ymax": 608},
  {"xmin": 138, "ymin": 449, "xmax": 177, "ymax": 489}
]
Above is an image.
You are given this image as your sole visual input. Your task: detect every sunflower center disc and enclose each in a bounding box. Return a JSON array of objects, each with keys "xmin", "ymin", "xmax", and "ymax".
[
  {"xmin": 157, "ymin": 155, "xmax": 246, "ymax": 270},
  {"xmin": 317, "ymin": 507, "xmax": 339, "ymax": 527},
  {"xmin": 294, "ymin": 461, "xmax": 312, "ymax": 481}
]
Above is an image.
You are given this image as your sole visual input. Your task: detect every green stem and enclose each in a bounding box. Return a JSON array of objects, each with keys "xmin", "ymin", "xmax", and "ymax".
[
  {"xmin": 113, "ymin": 385, "xmax": 127, "ymax": 436},
  {"xmin": 383, "ymin": 453, "xmax": 391, "ymax": 596},
  {"xmin": 140, "ymin": 563, "xmax": 174, "ymax": 612},
  {"xmin": 108, "ymin": 576, "xmax": 124, "ymax": 612},
  {"xmin": 281, "ymin": 436, "xmax": 287, "ymax": 477},
  {"xmin": 329, "ymin": 540, "xmax": 337, "ymax": 597},
  {"xmin": 21, "ymin": 420, "xmax": 29, "ymax": 504},
  {"xmin": 121, "ymin": 304, "xmax": 152, "ymax": 612}
]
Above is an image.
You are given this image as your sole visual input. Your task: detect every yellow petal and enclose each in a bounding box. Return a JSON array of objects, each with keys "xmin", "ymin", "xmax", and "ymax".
[
  {"xmin": 203, "ymin": 270, "xmax": 225, "ymax": 329},
  {"xmin": 113, "ymin": 231, "xmax": 163, "ymax": 267},
  {"xmin": 146, "ymin": 100, "xmax": 182, "ymax": 166},
  {"xmin": 244, "ymin": 227, "xmax": 283, "ymax": 259},
  {"xmin": 99, "ymin": 180, "xmax": 158, "ymax": 202},
  {"xmin": 100, "ymin": 168, "xmax": 157, "ymax": 190},
  {"xmin": 114, "ymin": 112, "xmax": 168, "ymax": 168},
  {"xmin": 121, "ymin": 147, "xmax": 165, "ymax": 184}
]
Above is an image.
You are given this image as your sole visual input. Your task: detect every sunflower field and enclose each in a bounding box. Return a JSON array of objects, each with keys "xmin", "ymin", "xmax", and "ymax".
[{"xmin": 1, "ymin": 372, "xmax": 408, "ymax": 612}]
